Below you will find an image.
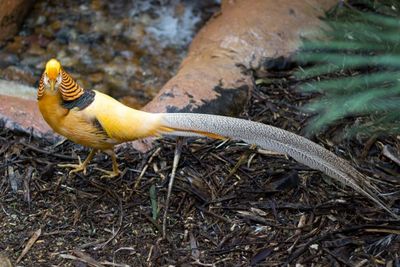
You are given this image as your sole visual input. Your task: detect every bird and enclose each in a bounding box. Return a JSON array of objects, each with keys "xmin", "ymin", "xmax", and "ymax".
[{"xmin": 37, "ymin": 58, "xmax": 398, "ymax": 218}]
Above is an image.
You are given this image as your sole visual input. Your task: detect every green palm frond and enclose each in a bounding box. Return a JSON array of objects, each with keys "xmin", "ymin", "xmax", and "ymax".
[{"xmin": 296, "ymin": 0, "xmax": 400, "ymax": 137}]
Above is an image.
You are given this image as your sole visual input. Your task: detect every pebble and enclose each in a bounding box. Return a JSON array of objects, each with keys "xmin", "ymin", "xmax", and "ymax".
[
  {"xmin": 1, "ymin": 66, "xmax": 36, "ymax": 86},
  {"xmin": 35, "ymin": 15, "xmax": 46, "ymax": 26},
  {"xmin": 57, "ymin": 56, "xmax": 79, "ymax": 68},
  {"xmin": 120, "ymin": 50, "xmax": 134, "ymax": 60},
  {"xmin": 0, "ymin": 53, "xmax": 19, "ymax": 68},
  {"xmin": 92, "ymin": 83, "xmax": 109, "ymax": 94},
  {"xmin": 4, "ymin": 36, "xmax": 26, "ymax": 54},
  {"xmin": 50, "ymin": 20, "xmax": 62, "ymax": 31},
  {"xmin": 88, "ymin": 72, "xmax": 104, "ymax": 83},
  {"xmin": 27, "ymin": 43, "xmax": 45, "ymax": 56},
  {"xmin": 120, "ymin": 95, "xmax": 146, "ymax": 109},
  {"xmin": 106, "ymin": 75, "xmax": 128, "ymax": 92},
  {"xmin": 55, "ymin": 28, "xmax": 76, "ymax": 44},
  {"xmin": 20, "ymin": 56, "xmax": 43, "ymax": 68}
]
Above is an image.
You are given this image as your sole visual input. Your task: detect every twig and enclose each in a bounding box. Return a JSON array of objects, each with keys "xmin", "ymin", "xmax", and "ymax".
[
  {"xmin": 323, "ymin": 248, "xmax": 353, "ymax": 267},
  {"xmin": 23, "ymin": 166, "xmax": 35, "ymax": 205},
  {"xmin": 134, "ymin": 147, "xmax": 161, "ymax": 189},
  {"xmin": 382, "ymin": 144, "xmax": 400, "ymax": 167},
  {"xmin": 196, "ymin": 205, "xmax": 232, "ymax": 224},
  {"xmin": 20, "ymin": 141, "xmax": 76, "ymax": 160},
  {"xmin": 59, "ymin": 250, "xmax": 104, "ymax": 267},
  {"xmin": 16, "ymin": 228, "xmax": 42, "ymax": 263},
  {"xmin": 163, "ymin": 137, "xmax": 183, "ymax": 239},
  {"xmin": 360, "ymin": 134, "xmax": 377, "ymax": 159},
  {"xmin": 94, "ymin": 199, "xmax": 123, "ymax": 250},
  {"xmin": 286, "ymin": 224, "xmax": 400, "ymax": 264}
]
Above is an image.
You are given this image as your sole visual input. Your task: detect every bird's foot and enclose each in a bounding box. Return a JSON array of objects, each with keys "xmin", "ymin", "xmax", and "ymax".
[
  {"xmin": 58, "ymin": 157, "xmax": 88, "ymax": 175},
  {"xmin": 94, "ymin": 167, "xmax": 120, "ymax": 179}
]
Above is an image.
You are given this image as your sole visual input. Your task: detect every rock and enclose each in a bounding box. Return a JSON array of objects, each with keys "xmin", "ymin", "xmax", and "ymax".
[
  {"xmin": 26, "ymin": 43, "xmax": 45, "ymax": 56},
  {"xmin": 0, "ymin": 80, "xmax": 59, "ymax": 141},
  {"xmin": 56, "ymin": 54, "xmax": 79, "ymax": 68},
  {"xmin": 105, "ymin": 74, "xmax": 128, "ymax": 94},
  {"xmin": 92, "ymin": 83, "xmax": 109, "ymax": 94},
  {"xmin": 143, "ymin": 0, "xmax": 338, "ymax": 115},
  {"xmin": 34, "ymin": 15, "xmax": 46, "ymax": 26},
  {"xmin": 120, "ymin": 96, "xmax": 145, "ymax": 109},
  {"xmin": 0, "ymin": 79, "xmax": 36, "ymax": 101},
  {"xmin": 1, "ymin": 66, "xmax": 36, "ymax": 86},
  {"xmin": 88, "ymin": 72, "xmax": 104, "ymax": 83},
  {"xmin": 0, "ymin": 0, "xmax": 35, "ymax": 42},
  {"xmin": 3, "ymin": 36, "xmax": 26, "ymax": 54},
  {"xmin": 20, "ymin": 56, "xmax": 42, "ymax": 68},
  {"xmin": 45, "ymin": 40, "xmax": 60, "ymax": 54},
  {"xmin": 0, "ymin": 52, "xmax": 19, "ymax": 68},
  {"xmin": 55, "ymin": 27, "xmax": 78, "ymax": 44},
  {"xmin": 0, "ymin": 94, "xmax": 59, "ymax": 142}
]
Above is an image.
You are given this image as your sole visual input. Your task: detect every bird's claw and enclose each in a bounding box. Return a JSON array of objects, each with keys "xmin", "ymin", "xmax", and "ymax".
[
  {"xmin": 58, "ymin": 157, "xmax": 88, "ymax": 175},
  {"xmin": 58, "ymin": 164, "xmax": 88, "ymax": 175},
  {"xmin": 94, "ymin": 167, "xmax": 120, "ymax": 179}
]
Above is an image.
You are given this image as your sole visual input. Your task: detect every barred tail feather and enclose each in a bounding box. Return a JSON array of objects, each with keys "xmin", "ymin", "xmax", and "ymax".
[{"xmin": 159, "ymin": 113, "xmax": 398, "ymax": 218}]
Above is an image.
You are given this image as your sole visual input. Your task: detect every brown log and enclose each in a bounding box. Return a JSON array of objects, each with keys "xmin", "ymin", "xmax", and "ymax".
[{"xmin": 143, "ymin": 0, "xmax": 338, "ymax": 115}]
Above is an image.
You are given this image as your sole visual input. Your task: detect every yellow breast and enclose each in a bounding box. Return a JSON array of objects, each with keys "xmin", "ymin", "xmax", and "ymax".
[{"xmin": 38, "ymin": 92, "xmax": 116, "ymax": 150}]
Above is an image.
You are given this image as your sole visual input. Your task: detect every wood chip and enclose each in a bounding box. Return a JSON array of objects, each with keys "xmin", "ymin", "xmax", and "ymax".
[
  {"xmin": 382, "ymin": 145, "xmax": 400, "ymax": 167},
  {"xmin": 16, "ymin": 228, "xmax": 42, "ymax": 263}
]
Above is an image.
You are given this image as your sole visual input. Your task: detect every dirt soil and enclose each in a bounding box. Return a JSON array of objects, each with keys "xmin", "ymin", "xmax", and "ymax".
[{"xmin": 0, "ymin": 70, "xmax": 399, "ymax": 266}]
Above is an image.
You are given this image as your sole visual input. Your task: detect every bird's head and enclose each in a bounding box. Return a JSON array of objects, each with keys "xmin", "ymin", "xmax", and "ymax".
[
  {"xmin": 38, "ymin": 58, "xmax": 84, "ymax": 101},
  {"xmin": 43, "ymin": 58, "xmax": 62, "ymax": 92}
]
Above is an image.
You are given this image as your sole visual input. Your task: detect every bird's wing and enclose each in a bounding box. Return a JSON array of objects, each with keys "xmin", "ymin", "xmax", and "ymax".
[{"xmin": 85, "ymin": 91, "xmax": 166, "ymax": 143}]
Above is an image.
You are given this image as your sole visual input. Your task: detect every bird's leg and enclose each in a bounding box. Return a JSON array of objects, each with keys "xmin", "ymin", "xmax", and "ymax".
[
  {"xmin": 94, "ymin": 149, "xmax": 121, "ymax": 178},
  {"xmin": 58, "ymin": 149, "xmax": 98, "ymax": 175}
]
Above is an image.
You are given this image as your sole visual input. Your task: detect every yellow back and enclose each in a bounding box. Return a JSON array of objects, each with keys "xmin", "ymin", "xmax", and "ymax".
[{"xmin": 85, "ymin": 91, "xmax": 165, "ymax": 142}]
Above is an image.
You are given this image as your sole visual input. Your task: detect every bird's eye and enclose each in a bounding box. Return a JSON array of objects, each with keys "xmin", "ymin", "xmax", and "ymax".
[{"xmin": 56, "ymin": 74, "xmax": 62, "ymax": 84}]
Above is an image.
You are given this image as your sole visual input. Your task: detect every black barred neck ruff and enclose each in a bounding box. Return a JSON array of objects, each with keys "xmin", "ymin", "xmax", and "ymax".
[
  {"xmin": 37, "ymin": 74, "xmax": 45, "ymax": 99},
  {"xmin": 37, "ymin": 69, "xmax": 85, "ymax": 101},
  {"xmin": 60, "ymin": 70, "xmax": 84, "ymax": 101}
]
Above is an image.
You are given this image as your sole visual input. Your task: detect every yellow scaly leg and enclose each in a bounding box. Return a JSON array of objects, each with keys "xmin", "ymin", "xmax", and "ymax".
[
  {"xmin": 94, "ymin": 149, "xmax": 121, "ymax": 178},
  {"xmin": 58, "ymin": 149, "xmax": 97, "ymax": 175}
]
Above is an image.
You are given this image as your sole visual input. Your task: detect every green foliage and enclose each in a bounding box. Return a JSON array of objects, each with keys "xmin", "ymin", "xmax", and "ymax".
[
  {"xmin": 149, "ymin": 185, "xmax": 158, "ymax": 221},
  {"xmin": 296, "ymin": 1, "xmax": 400, "ymax": 137}
]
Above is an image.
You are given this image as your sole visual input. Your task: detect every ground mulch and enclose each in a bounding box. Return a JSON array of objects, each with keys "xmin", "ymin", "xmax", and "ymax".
[{"xmin": 0, "ymin": 70, "xmax": 399, "ymax": 266}]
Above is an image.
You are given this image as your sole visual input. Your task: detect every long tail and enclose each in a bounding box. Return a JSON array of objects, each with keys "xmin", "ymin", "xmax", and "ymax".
[{"xmin": 157, "ymin": 113, "xmax": 398, "ymax": 218}]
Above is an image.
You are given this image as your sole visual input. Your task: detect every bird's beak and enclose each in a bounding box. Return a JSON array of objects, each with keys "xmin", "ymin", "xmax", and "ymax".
[{"xmin": 50, "ymin": 79, "xmax": 56, "ymax": 91}]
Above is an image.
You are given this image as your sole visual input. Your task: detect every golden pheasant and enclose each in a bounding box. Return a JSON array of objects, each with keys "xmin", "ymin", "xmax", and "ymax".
[{"xmin": 38, "ymin": 59, "xmax": 398, "ymax": 218}]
